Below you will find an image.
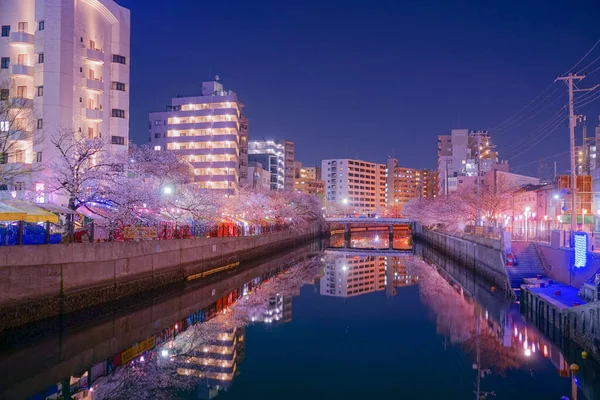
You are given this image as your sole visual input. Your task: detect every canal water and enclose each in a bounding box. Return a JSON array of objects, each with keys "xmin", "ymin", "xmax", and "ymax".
[{"xmin": 0, "ymin": 232, "xmax": 597, "ymax": 400}]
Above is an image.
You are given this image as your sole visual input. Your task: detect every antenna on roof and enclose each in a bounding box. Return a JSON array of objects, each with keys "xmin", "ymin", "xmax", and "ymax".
[{"xmin": 215, "ymin": 75, "xmax": 220, "ymax": 81}]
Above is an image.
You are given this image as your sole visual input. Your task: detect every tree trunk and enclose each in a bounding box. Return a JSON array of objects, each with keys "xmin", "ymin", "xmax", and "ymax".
[{"xmin": 67, "ymin": 197, "xmax": 76, "ymax": 243}]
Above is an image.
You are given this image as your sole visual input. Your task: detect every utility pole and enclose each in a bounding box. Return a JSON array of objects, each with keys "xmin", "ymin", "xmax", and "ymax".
[
  {"xmin": 476, "ymin": 134, "xmax": 481, "ymax": 226},
  {"xmin": 555, "ymin": 73, "xmax": 585, "ymax": 236},
  {"xmin": 582, "ymin": 116, "xmax": 588, "ymax": 174}
]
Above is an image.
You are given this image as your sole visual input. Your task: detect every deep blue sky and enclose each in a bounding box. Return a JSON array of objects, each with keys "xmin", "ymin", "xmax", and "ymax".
[{"xmin": 118, "ymin": 0, "xmax": 600, "ymax": 176}]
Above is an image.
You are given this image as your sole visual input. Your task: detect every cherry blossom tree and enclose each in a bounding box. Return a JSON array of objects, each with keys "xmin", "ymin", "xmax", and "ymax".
[
  {"xmin": 0, "ymin": 80, "xmax": 40, "ymax": 189},
  {"xmin": 92, "ymin": 256, "xmax": 324, "ymax": 399}
]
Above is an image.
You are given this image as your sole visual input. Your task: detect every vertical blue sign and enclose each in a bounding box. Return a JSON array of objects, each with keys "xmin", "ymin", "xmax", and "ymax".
[{"xmin": 574, "ymin": 232, "xmax": 587, "ymax": 268}]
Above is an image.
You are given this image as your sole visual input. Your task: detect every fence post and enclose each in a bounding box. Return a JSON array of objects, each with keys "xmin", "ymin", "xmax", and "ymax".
[{"xmin": 17, "ymin": 220, "xmax": 23, "ymax": 245}]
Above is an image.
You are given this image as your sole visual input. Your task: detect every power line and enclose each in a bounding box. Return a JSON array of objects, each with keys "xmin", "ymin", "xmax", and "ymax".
[
  {"xmin": 488, "ymin": 40, "xmax": 600, "ymax": 137},
  {"xmin": 575, "ymin": 89, "xmax": 600, "ymax": 109},
  {"xmin": 497, "ymin": 107, "xmax": 566, "ymax": 154},
  {"xmin": 509, "ymin": 150, "xmax": 570, "ymax": 170},
  {"xmin": 506, "ymin": 116, "xmax": 568, "ymax": 160},
  {"xmin": 490, "ymin": 89, "xmax": 564, "ymax": 135},
  {"xmin": 487, "ymin": 83, "xmax": 555, "ymax": 132},
  {"xmin": 565, "ymin": 39, "xmax": 600, "ymax": 74}
]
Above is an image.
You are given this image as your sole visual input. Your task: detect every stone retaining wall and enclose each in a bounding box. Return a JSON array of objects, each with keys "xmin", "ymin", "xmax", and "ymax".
[
  {"xmin": 0, "ymin": 225, "xmax": 323, "ymax": 329},
  {"xmin": 414, "ymin": 225, "xmax": 512, "ymax": 296}
]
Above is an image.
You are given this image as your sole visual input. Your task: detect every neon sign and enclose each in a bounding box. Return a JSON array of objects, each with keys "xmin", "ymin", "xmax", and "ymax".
[{"xmin": 574, "ymin": 232, "xmax": 587, "ymax": 268}]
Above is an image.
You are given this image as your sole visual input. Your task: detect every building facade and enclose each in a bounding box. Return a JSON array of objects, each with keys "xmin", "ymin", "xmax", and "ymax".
[
  {"xmin": 294, "ymin": 162, "xmax": 324, "ymax": 196},
  {"xmin": 248, "ymin": 139, "xmax": 294, "ymax": 191},
  {"xmin": 321, "ymin": 158, "xmax": 386, "ymax": 212},
  {"xmin": 438, "ymin": 129, "xmax": 498, "ymax": 195},
  {"xmin": 0, "ymin": 0, "xmax": 130, "ymax": 199},
  {"xmin": 148, "ymin": 81, "xmax": 245, "ymax": 193},
  {"xmin": 247, "ymin": 161, "xmax": 271, "ymax": 191},
  {"xmin": 385, "ymin": 158, "xmax": 437, "ymax": 214}
]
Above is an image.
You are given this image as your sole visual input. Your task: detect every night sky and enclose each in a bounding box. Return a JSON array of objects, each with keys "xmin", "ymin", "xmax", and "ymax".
[{"xmin": 117, "ymin": 0, "xmax": 599, "ymax": 176}]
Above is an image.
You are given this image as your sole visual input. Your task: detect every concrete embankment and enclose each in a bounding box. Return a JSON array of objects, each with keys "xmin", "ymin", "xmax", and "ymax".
[
  {"xmin": 413, "ymin": 225, "xmax": 512, "ymax": 296},
  {"xmin": 0, "ymin": 241, "xmax": 320, "ymax": 400},
  {"xmin": 0, "ymin": 225, "xmax": 323, "ymax": 330}
]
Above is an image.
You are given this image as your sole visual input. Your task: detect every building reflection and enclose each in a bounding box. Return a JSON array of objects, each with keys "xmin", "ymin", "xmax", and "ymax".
[
  {"xmin": 319, "ymin": 254, "xmax": 417, "ymax": 298},
  {"xmin": 176, "ymin": 328, "xmax": 246, "ymax": 399}
]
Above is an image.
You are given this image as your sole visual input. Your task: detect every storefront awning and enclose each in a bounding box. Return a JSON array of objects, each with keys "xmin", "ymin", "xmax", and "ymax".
[
  {"xmin": 2, "ymin": 200, "xmax": 59, "ymax": 223},
  {"xmin": 0, "ymin": 202, "xmax": 27, "ymax": 221}
]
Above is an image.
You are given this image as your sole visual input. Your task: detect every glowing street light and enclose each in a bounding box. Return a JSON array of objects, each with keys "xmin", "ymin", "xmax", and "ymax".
[{"xmin": 162, "ymin": 185, "xmax": 173, "ymax": 195}]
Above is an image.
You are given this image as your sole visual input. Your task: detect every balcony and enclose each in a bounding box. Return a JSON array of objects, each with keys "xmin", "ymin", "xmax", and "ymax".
[
  {"xmin": 9, "ymin": 31, "xmax": 34, "ymax": 47},
  {"xmin": 10, "ymin": 64, "xmax": 34, "ymax": 77},
  {"xmin": 85, "ymin": 78, "xmax": 104, "ymax": 93},
  {"xmin": 84, "ymin": 48, "xmax": 105, "ymax": 64},
  {"xmin": 83, "ymin": 108, "xmax": 104, "ymax": 121},
  {"xmin": 11, "ymin": 97, "xmax": 33, "ymax": 108}
]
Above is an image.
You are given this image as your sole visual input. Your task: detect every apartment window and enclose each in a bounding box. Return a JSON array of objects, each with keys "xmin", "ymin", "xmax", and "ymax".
[
  {"xmin": 154, "ymin": 145, "xmax": 161, "ymax": 151},
  {"xmin": 89, "ymin": 40, "xmax": 95, "ymax": 50},
  {"xmin": 1, "ymin": 26, "xmax": 10, "ymax": 37},
  {"xmin": 0, "ymin": 89, "xmax": 8, "ymax": 100},
  {"xmin": 112, "ymin": 54, "xmax": 126, "ymax": 64},
  {"xmin": 16, "ymin": 86, "xmax": 27, "ymax": 98},
  {"xmin": 15, "ymin": 182, "xmax": 25, "ymax": 190},
  {"xmin": 111, "ymin": 81, "xmax": 125, "ymax": 91},
  {"xmin": 88, "ymin": 127, "xmax": 94, "ymax": 139},
  {"xmin": 111, "ymin": 135, "xmax": 125, "ymax": 145},
  {"xmin": 37, "ymin": 118, "xmax": 43, "ymax": 129},
  {"xmin": 35, "ymin": 151, "xmax": 42, "ymax": 162},
  {"xmin": 0, "ymin": 184, "xmax": 6, "ymax": 190},
  {"xmin": 111, "ymin": 109, "xmax": 125, "ymax": 118},
  {"xmin": 17, "ymin": 54, "xmax": 27, "ymax": 65},
  {"xmin": 17, "ymin": 22, "xmax": 27, "ymax": 32},
  {"xmin": 1, "ymin": 121, "xmax": 9, "ymax": 132},
  {"xmin": 16, "ymin": 118, "xmax": 26, "ymax": 129},
  {"xmin": 37, "ymin": 86, "xmax": 43, "ymax": 97},
  {"xmin": 154, "ymin": 120, "xmax": 161, "ymax": 126},
  {"xmin": 38, "ymin": 20, "xmax": 44, "ymax": 31},
  {"xmin": 154, "ymin": 132, "xmax": 160, "ymax": 138},
  {"xmin": 38, "ymin": 53, "xmax": 44, "ymax": 64},
  {"xmin": 1, "ymin": 57, "xmax": 9, "ymax": 69},
  {"xmin": 16, "ymin": 150, "xmax": 24, "ymax": 163}
]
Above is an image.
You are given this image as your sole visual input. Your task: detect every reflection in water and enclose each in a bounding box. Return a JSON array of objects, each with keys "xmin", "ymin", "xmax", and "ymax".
[
  {"xmin": 320, "ymin": 253, "xmax": 417, "ymax": 298},
  {"xmin": 329, "ymin": 228, "xmax": 412, "ymax": 250},
  {"xmin": 93, "ymin": 257, "xmax": 323, "ymax": 400},
  {"xmin": 4, "ymin": 232, "xmax": 600, "ymax": 400}
]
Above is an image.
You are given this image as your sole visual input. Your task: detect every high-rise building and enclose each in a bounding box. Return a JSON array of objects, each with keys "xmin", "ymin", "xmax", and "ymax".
[
  {"xmin": 385, "ymin": 158, "xmax": 438, "ymax": 213},
  {"xmin": 148, "ymin": 80, "xmax": 245, "ymax": 194},
  {"xmin": 321, "ymin": 158, "xmax": 386, "ymax": 212},
  {"xmin": 248, "ymin": 139, "xmax": 294, "ymax": 191},
  {"xmin": 0, "ymin": 0, "xmax": 130, "ymax": 197},
  {"xmin": 437, "ymin": 129, "xmax": 498, "ymax": 195}
]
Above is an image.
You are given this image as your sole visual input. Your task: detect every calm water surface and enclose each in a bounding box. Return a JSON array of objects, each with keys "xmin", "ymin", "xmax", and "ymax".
[{"xmin": 0, "ymin": 232, "xmax": 597, "ymax": 400}]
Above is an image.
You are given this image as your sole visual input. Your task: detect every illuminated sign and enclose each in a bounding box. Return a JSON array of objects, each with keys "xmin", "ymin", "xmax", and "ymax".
[{"xmin": 574, "ymin": 232, "xmax": 587, "ymax": 268}]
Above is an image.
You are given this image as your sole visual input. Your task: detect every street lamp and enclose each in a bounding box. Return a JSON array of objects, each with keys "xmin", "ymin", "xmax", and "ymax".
[
  {"xmin": 162, "ymin": 185, "xmax": 174, "ymax": 195},
  {"xmin": 524, "ymin": 207, "xmax": 531, "ymax": 241}
]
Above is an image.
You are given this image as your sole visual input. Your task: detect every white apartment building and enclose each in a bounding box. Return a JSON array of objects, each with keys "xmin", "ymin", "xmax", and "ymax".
[
  {"xmin": 437, "ymin": 129, "xmax": 498, "ymax": 195},
  {"xmin": 148, "ymin": 81, "xmax": 248, "ymax": 194},
  {"xmin": 0, "ymin": 0, "xmax": 130, "ymax": 197},
  {"xmin": 321, "ymin": 158, "xmax": 386, "ymax": 211},
  {"xmin": 248, "ymin": 139, "xmax": 294, "ymax": 191}
]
